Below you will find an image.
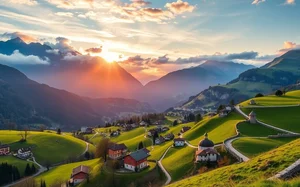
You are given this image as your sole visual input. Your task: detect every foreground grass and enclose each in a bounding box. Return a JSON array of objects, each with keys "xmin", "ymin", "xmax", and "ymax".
[
  {"xmin": 240, "ymin": 90, "xmax": 300, "ymax": 107},
  {"xmin": 232, "ymin": 137, "xmax": 297, "ymax": 158},
  {"xmin": 184, "ymin": 112, "xmax": 244, "ymax": 145},
  {"xmin": 162, "ymin": 146, "xmax": 195, "ymax": 182},
  {"xmin": 2, "ymin": 131, "xmax": 87, "ymax": 164},
  {"xmin": 35, "ymin": 159, "xmax": 100, "ymax": 186},
  {"xmin": 167, "ymin": 138, "xmax": 300, "ymax": 187},
  {"xmin": 0, "ymin": 156, "xmax": 36, "ymax": 176},
  {"xmin": 241, "ymin": 107, "xmax": 300, "ymax": 133},
  {"xmin": 237, "ymin": 122, "xmax": 281, "ymax": 137}
]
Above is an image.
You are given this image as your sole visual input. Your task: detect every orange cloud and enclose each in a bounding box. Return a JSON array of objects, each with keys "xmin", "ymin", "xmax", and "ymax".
[
  {"xmin": 165, "ymin": 0, "xmax": 195, "ymax": 14},
  {"xmin": 0, "ymin": 32, "xmax": 37, "ymax": 43}
]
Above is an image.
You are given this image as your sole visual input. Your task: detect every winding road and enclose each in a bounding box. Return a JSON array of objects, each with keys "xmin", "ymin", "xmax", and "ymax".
[
  {"xmin": 158, "ymin": 146, "xmax": 172, "ymax": 186},
  {"xmin": 224, "ymin": 137, "xmax": 250, "ymax": 162}
]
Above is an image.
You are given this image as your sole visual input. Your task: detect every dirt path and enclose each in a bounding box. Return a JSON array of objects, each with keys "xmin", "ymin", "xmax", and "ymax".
[{"xmin": 158, "ymin": 146, "xmax": 172, "ymax": 186}]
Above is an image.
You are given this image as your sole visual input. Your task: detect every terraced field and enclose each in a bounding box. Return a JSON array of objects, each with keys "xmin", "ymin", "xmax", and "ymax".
[
  {"xmin": 167, "ymin": 138, "xmax": 300, "ymax": 187},
  {"xmin": 232, "ymin": 137, "xmax": 297, "ymax": 158},
  {"xmin": 241, "ymin": 107, "xmax": 300, "ymax": 133}
]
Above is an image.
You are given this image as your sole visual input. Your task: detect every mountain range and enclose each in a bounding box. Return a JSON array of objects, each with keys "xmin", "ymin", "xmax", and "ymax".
[
  {"xmin": 0, "ymin": 38, "xmax": 254, "ymax": 111},
  {"xmin": 0, "ymin": 64, "xmax": 153, "ymax": 130},
  {"xmin": 182, "ymin": 50, "xmax": 300, "ymax": 109}
]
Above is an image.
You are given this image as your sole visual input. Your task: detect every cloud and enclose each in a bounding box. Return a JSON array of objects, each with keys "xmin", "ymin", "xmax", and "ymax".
[
  {"xmin": 46, "ymin": 49, "xmax": 60, "ymax": 55},
  {"xmin": 85, "ymin": 47, "xmax": 102, "ymax": 54},
  {"xmin": 130, "ymin": 0, "xmax": 151, "ymax": 7},
  {"xmin": 285, "ymin": 0, "xmax": 295, "ymax": 5},
  {"xmin": 165, "ymin": 0, "xmax": 195, "ymax": 14},
  {"xmin": 278, "ymin": 41, "xmax": 300, "ymax": 53},
  {"xmin": 252, "ymin": 0, "xmax": 266, "ymax": 5},
  {"xmin": 55, "ymin": 12, "xmax": 74, "ymax": 17},
  {"xmin": 46, "ymin": 0, "xmax": 95, "ymax": 9},
  {"xmin": 0, "ymin": 50, "xmax": 49, "ymax": 65},
  {"xmin": 44, "ymin": 37, "xmax": 76, "ymax": 54},
  {"xmin": 0, "ymin": 32, "xmax": 37, "ymax": 43},
  {"xmin": 9, "ymin": 0, "xmax": 37, "ymax": 6}
]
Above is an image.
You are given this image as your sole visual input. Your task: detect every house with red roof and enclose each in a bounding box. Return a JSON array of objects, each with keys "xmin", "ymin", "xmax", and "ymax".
[
  {"xmin": 70, "ymin": 165, "xmax": 89, "ymax": 185},
  {"xmin": 124, "ymin": 149, "xmax": 150, "ymax": 172},
  {"xmin": 108, "ymin": 143, "xmax": 127, "ymax": 160},
  {"xmin": 0, "ymin": 145, "xmax": 10, "ymax": 155}
]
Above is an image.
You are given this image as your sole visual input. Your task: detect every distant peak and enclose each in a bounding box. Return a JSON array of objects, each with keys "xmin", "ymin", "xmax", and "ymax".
[{"xmin": 7, "ymin": 37, "xmax": 25, "ymax": 44}]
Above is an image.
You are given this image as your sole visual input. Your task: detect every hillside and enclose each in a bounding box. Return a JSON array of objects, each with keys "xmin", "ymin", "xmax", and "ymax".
[
  {"xmin": 181, "ymin": 50, "xmax": 300, "ymax": 110},
  {"xmin": 167, "ymin": 138, "xmax": 300, "ymax": 187},
  {"xmin": 143, "ymin": 61, "xmax": 253, "ymax": 111},
  {"xmin": 0, "ymin": 64, "xmax": 153, "ymax": 130}
]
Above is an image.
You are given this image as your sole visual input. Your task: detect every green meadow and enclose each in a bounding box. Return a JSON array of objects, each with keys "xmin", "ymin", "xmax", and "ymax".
[
  {"xmin": 167, "ymin": 138, "xmax": 300, "ymax": 187},
  {"xmin": 0, "ymin": 156, "xmax": 37, "ymax": 176},
  {"xmin": 232, "ymin": 137, "xmax": 297, "ymax": 158},
  {"xmin": 237, "ymin": 122, "xmax": 281, "ymax": 137},
  {"xmin": 241, "ymin": 107, "xmax": 300, "ymax": 133},
  {"xmin": 35, "ymin": 159, "xmax": 100, "ymax": 186}
]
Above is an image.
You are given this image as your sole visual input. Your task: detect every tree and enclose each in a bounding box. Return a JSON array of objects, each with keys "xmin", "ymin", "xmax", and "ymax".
[
  {"xmin": 95, "ymin": 138, "xmax": 110, "ymax": 161},
  {"xmin": 152, "ymin": 131, "xmax": 159, "ymax": 145},
  {"xmin": 195, "ymin": 114, "xmax": 202, "ymax": 123},
  {"xmin": 24, "ymin": 163, "xmax": 31, "ymax": 176},
  {"xmin": 137, "ymin": 141, "xmax": 144, "ymax": 150},
  {"xmin": 84, "ymin": 151, "xmax": 90, "ymax": 160},
  {"xmin": 255, "ymin": 93, "xmax": 264, "ymax": 97},
  {"xmin": 217, "ymin": 105, "xmax": 225, "ymax": 113},
  {"xmin": 57, "ymin": 128, "xmax": 61, "ymax": 134},
  {"xmin": 31, "ymin": 164, "xmax": 37, "ymax": 175},
  {"xmin": 172, "ymin": 120, "xmax": 178, "ymax": 126},
  {"xmin": 275, "ymin": 90, "xmax": 283, "ymax": 96},
  {"xmin": 19, "ymin": 128, "xmax": 29, "ymax": 141},
  {"xmin": 230, "ymin": 99, "xmax": 235, "ymax": 106}
]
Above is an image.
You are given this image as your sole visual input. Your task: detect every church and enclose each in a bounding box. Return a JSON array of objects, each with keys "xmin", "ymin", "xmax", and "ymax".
[{"xmin": 195, "ymin": 133, "xmax": 219, "ymax": 162}]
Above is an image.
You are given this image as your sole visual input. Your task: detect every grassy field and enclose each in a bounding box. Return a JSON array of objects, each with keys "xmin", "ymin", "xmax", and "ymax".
[
  {"xmin": 167, "ymin": 138, "xmax": 300, "ymax": 187},
  {"xmin": 119, "ymin": 134, "xmax": 153, "ymax": 151},
  {"xmin": 162, "ymin": 146, "xmax": 195, "ymax": 182},
  {"xmin": 35, "ymin": 159, "xmax": 100, "ymax": 186},
  {"xmin": 0, "ymin": 156, "xmax": 36, "ymax": 176},
  {"xmin": 184, "ymin": 112, "xmax": 244, "ymax": 145},
  {"xmin": 1, "ymin": 131, "xmax": 87, "ymax": 164},
  {"xmin": 232, "ymin": 137, "xmax": 297, "ymax": 158},
  {"xmin": 240, "ymin": 90, "xmax": 300, "ymax": 107},
  {"xmin": 111, "ymin": 128, "xmax": 146, "ymax": 143},
  {"xmin": 241, "ymin": 107, "xmax": 300, "ymax": 133},
  {"xmin": 237, "ymin": 122, "xmax": 281, "ymax": 137}
]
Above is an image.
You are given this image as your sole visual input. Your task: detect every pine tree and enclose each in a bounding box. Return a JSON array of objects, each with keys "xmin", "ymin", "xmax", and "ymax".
[
  {"xmin": 24, "ymin": 163, "xmax": 31, "ymax": 176},
  {"xmin": 31, "ymin": 164, "xmax": 36, "ymax": 175}
]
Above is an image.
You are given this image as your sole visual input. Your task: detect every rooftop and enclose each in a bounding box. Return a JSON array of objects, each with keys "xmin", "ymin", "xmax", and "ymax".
[{"xmin": 72, "ymin": 165, "xmax": 89, "ymax": 176}]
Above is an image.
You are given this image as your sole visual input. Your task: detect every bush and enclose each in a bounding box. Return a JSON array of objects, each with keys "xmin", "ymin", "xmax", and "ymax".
[
  {"xmin": 275, "ymin": 90, "xmax": 283, "ymax": 96},
  {"xmin": 255, "ymin": 93, "xmax": 264, "ymax": 97}
]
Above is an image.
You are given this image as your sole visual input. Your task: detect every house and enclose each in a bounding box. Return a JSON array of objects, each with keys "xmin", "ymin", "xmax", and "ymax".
[
  {"xmin": 110, "ymin": 131, "xmax": 120, "ymax": 137},
  {"xmin": 141, "ymin": 148, "xmax": 150, "ymax": 155},
  {"xmin": 124, "ymin": 149, "xmax": 150, "ymax": 172},
  {"xmin": 122, "ymin": 124, "xmax": 133, "ymax": 131},
  {"xmin": 181, "ymin": 126, "xmax": 191, "ymax": 133},
  {"xmin": 161, "ymin": 127, "xmax": 170, "ymax": 132},
  {"xmin": 147, "ymin": 129, "xmax": 158, "ymax": 137},
  {"xmin": 218, "ymin": 109, "xmax": 230, "ymax": 117},
  {"xmin": 173, "ymin": 138, "xmax": 185, "ymax": 147},
  {"xmin": 81, "ymin": 127, "xmax": 93, "ymax": 134},
  {"xmin": 155, "ymin": 136, "xmax": 165, "ymax": 145},
  {"xmin": 70, "ymin": 165, "xmax": 89, "ymax": 186},
  {"xmin": 108, "ymin": 143, "xmax": 127, "ymax": 160},
  {"xmin": 16, "ymin": 148, "xmax": 32, "ymax": 159},
  {"xmin": 249, "ymin": 111, "xmax": 257, "ymax": 124},
  {"xmin": 249, "ymin": 99, "xmax": 256, "ymax": 105},
  {"xmin": 0, "ymin": 145, "xmax": 10, "ymax": 155},
  {"xmin": 225, "ymin": 106, "xmax": 232, "ymax": 112},
  {"xmin": 140, "ymin": 121, "xmax": 148, "ymax": 127},
  {"xmin": 164, "ymin": 133, "xmax": 175, "ymax": 141},
  {"xmin": 195, "ymin": 133, "xmax": 219, "ymax": 162}
]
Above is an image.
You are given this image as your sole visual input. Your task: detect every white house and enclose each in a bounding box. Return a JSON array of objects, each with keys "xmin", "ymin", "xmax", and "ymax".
[
  {"xmin": 249, "ymin": 111, "xmax": 257, "ymax": 124},
  {"xmin": 195, "ymin": 133, "xmax": 219, "ymax": 162},
  {"xmin": 173, "ymin": 138, "xmax": 185, "ymax": 147}
]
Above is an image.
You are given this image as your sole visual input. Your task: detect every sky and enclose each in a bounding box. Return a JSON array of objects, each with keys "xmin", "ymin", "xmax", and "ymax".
[{"xmin": 0, "ymin": 0, "xmax": 300, "ymax": 84}]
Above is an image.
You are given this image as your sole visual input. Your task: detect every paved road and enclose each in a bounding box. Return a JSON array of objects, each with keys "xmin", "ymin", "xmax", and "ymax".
[
  {"xmin": 224, "ymin": 137, "xmax": 250, "ymax": 162},
  {"xmin": 158, "ymin": 146, "xmax": 172, "ymax": 186},
  {"xmin": 269, "ymin": 159, "xmax": 300, "ymax": 180},
  {"xmin": 234, "ymin": 106, "xmax": 299, "ymax": 135},
  {"xmin": 240, "ymin": 105, "xmax": 300, "ymax": 109}
]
